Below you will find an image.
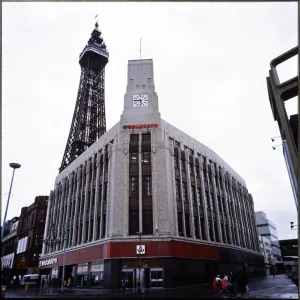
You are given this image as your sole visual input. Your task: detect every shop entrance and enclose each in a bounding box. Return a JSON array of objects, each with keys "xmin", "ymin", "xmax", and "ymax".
[
  {"xmin": 121, "ymin": 269, "xmax": 134, "ymax": 289},
  {"xmin": 150, "ymin": 268, "xmax": 163, "ymax": 289}
]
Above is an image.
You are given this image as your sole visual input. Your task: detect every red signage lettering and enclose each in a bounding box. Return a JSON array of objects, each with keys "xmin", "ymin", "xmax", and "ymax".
[{"xmin": 123, "ymin": 124, "xmax": 158, "ymax": 129}]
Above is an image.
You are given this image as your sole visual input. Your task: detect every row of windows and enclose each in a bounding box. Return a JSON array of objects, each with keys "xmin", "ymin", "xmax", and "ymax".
[
  {"xmin": 129, "ymin": 176, "xmax": 152, "ymax": 196},
  {"xmin": 129, "ymin": 152, "xmax": 151, "ymax": 164}
]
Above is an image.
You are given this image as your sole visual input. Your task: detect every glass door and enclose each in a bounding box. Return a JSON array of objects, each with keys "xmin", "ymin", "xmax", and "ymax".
[
  {"xmin": 121, "ymin": 269, "xmax": 134, "ymax": 290},
  {"xmin": 150, "ymin": 268, "xmax": 163, "ymax": 289}
]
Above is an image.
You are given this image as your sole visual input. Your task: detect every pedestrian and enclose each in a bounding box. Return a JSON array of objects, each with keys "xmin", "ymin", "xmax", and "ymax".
[
  {"xmin": 213, "ymin": 275, "xmax": 222, "ymax": 296},
  {"xmin": 121, "ymin": 277, "xmax": 126, "ymax": 295}
]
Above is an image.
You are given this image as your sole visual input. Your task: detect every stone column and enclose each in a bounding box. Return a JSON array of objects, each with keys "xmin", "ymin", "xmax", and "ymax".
[
  {"xmin": 169, "ymin": 139, "xmax": 179, "ymax": 236},
  {"xmin": 72, "ymin": 168, "xmax": 81, "ymax": 246},
  {"xmin": 138, "ymin": 133, "xmax": 143, "ymax": 234},
  {"xmin": 106, "ymin": 143, "xmax": 113, "ymax": 237},
  {"xmin": 82, "ymin": 161, "xmax": 91, "ymax": 243},
  {"xmin": 87, "ymin": 156, "xmax": 96, "ymax": 241},
  {"xmin": 123, "ymin": 133, "xmax": 130, "ymax": 237},
  {"xmin": 220, "ymin": 169, "xmax": 233, "ymax": 244},
  {"xmin": 210, "ymin": 163, "xmax": 223, "ymax": 243},
  {"xmin": 65, "ymin": 173, "xmax": 73, "ymax": 248},
  {"xmin": 192, "ymin": 151, "xmax": 202, "ymax": 239},
  {"xmin": 56, "ymin": 179, "xmax": 66, "ymax": 251},
  {"xmin": 199, "ymin": 156, "xmax": 210, "ymax": 241},
  {"xmin": 227, "ymin": 176, "xmax": 241, "ymax": 246},
  {"xmin": 77, "ymin": 166, "xmax": 86, "ymax": 244},
  {"xmin": 178, "ymin": 142, "xmax": 186, "ymax": 236},
  {"xmin": 185, "ymin": 149, "xmax": 195, "ymax": 238},
  {"xmin": 93, "ymin": 152, "xmax": 101, "ymax": 241},
  {"xmin": 99, "ymin": 147, "xmax": 106, "ymax": 238},
  {"xmin": 42, "ymin": 190, "xmax": 53, "ymax": 255}
]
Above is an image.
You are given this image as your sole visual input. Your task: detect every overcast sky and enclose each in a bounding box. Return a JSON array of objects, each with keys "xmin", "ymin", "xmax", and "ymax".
[{"xmin": 2, "ymin": 2, "xmax": 297, "ymax": 240}]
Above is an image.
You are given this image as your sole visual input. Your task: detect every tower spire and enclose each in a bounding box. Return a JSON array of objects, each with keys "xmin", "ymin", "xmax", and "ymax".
[{"xmin": 59, "ymin": 23, "xmax": 109, "ymax": 173}]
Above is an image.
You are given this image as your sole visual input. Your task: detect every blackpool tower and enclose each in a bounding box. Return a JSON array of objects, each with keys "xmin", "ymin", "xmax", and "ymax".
[{"xmin": 59, "ymin": 22, "xmax": 109, "ymax": 172}]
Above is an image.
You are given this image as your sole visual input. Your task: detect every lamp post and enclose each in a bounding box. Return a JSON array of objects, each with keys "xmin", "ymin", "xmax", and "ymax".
[
  {"xmin": 136, "ymin": 232, "xmax": 142, "ymax": 294},
  {"xmin": 1, "ymin": 163, "xmax": 21, "ymax": 241}
]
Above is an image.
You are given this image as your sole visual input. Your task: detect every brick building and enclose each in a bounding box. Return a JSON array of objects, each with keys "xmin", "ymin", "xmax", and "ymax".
[
  {"xmin": 39, "ymin": 58, "xmax": 264, "ymax": 289},
  {"xmin": 14, "ymin": 195, "xmax": 48, "ymax": 276}
]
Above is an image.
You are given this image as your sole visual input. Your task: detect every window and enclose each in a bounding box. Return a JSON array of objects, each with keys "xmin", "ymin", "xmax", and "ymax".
[
  {"xmin": 142, "ymin": 133, "xmax": 151, "ymax": 144},
  {"xmin": 197, "ymin": 188, "xmax": 201, "ymax": 205},
  {"xmin": 101, "ymin": 214, "xmax": 106, "ymax": 238},
  {"xmin": 130, "ymin": 134, "xmax": 139, "ymax": 144},
  {"xmin": 191, "ymin": 186, "xmax": 196, "ymax": 204},
  {"xmin": 142, "ymin": 152, "xmax": 151, "ymax": 164},
  {"xmin": 142, "ymin": 85, "xmax": 145, "ymax": 88},
  {"xmin": 182, "ymin": 183, "xmax": 188, "ymax": 202},
  {"xmin": 142, "ymin": 176, "xmax": 151, "ymax": 196},
  {"xmin": 174, "ymin": 156, "xmax": 179, "ymax": 169},
  {"xmin": 189, "ymin": 163, "xmax": 194, "ymax": 177},
  {"xmin": 130, "ymin": 79, "xmax": 133, "ymax": 84},
  {"xmin": 129, "ymin": 210, "xmax": 139, "ymax": 235},
  {"xmin": 103, "ymin": 182, "xmax": 108, "ymax": 202},
  {"xmin": 205, "ymin": 192, "xmax": 210, "ymax": 209},
  {"xmin": 129, "ymin": 176, "xmax": 138, "ymax": 196},
  {"xmin": 185, "ymin": 214, "xmax": 191, "ymax": 237},
  {"xmin": 181, "ymin": 160, "xmax": 186, "ymax": 173},
  {"xmin": 194, "ymin": 217, "xmax": 200, "ymax": 239},
  {"xmin": 175, "ymin": 179, "xmax": 180, "ymax": 200},
  {"xmin": 178, "ymin": 212, "xmax": 183, "ymax": 236},
  {"xmin": 143, "ymin": 210, "xmax": 153, "ymax": 234},
  {"xmin": 195, "ymin": 166, "xmax": 200, "ymax": 178},
  {"xmin": 130, "ymin": 152, "xmax": 138, "ymax": 164}
]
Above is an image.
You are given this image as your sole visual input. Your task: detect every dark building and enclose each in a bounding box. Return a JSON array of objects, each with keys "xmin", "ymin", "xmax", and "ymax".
[
  {"xmin": 280, "ymin": 239, "xmax": 298, "ymax": 257},
  {"xmin": 1, "ymin": 217, "xmax": 20, "ymax": 284},
  {"xmin": 14, "ymin": 195, "xmax": 48, "ymax": 276}
]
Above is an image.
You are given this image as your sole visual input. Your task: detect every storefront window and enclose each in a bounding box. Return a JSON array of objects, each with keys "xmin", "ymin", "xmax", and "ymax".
[
  {"xmin": 76, "ymin": 263, "xmax": 88, "ymax": 287},
  {"xmin": 90, "ymin": 261, "xmax": 104, "ymax": 288}
]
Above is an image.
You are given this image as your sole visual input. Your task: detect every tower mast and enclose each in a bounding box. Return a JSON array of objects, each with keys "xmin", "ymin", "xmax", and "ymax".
[{"xmin": 59, "ymin": 22, "xmax": 109, "ymax": 172}]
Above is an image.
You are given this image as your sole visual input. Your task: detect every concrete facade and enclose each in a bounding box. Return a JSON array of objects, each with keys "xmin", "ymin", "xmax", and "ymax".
[{"xmin": 40, "ymin": 59, "xmax": 264, "ymax": 289}]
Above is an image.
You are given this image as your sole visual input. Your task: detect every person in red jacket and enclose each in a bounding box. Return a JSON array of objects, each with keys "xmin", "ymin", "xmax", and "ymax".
[{"xmin": 213, "ymin": 275, "xmax": 222, "ymax": 295}]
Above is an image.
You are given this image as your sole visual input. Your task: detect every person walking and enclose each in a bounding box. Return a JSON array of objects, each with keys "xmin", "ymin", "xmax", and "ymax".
[
  {"xmin": 121, "ymin": 277, "xmax": 127, "ymax": 295},
  {"xmin": 213, "ymin": 275, "xmax": 222, "ymax": 296}
]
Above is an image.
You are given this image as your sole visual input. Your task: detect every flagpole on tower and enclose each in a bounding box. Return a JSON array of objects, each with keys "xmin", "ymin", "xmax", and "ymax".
[{"xmin": 95, "ymin": 14, "xmax": 98, "ymax": 26}]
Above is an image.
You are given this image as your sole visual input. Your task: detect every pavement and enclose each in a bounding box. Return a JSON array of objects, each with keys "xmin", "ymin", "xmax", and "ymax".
[{"xmin": 4, "ymin": 274, "xmax": 298, "ymax": 299}]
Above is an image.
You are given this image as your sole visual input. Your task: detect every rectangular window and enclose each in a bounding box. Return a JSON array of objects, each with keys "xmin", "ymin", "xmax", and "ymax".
[
  {"xmin": 130, "ymin": 134, "xmax": 139, "ymax": 144},
  {"xmin": 211, "ymin": 193, "xmax": 215, "ymax": 210},
  {"xmin": 209, "ymin": 220, "xmax": 214, "ymax": 241},
  {"xmin": 130, "ymin": 152, "xmax": 138, "ymax": 164},
  {"xmin": 194, "ymin": 217, "xmax": 200, "ymax": 239},
  {"xmin": 175, "ymin": 179, "xmax": 181, "ymax": 200},
  {"xmin": 178, "ymin": 212, "xmax": 183, "ymax": 236},
  {"xmin": 101, "ymin": 214, "xmax": 106, "ymax": 238},
  {"xmin": 200, "ymin": 218, "xmax": 206, "ymax": 240},
  {"xmin": 103, "ymin": 182, "xmax": 108, "ymax": 202},
  {"xmin": 191, "ymin": 185, "xmax": 196, "ymax": 204},
  {"xmin": 142, "ymin": 210, "xmax": 153, "ymax": 234},
  {"xmin": 195, "ymin": 166, "xmax": 200, "ymax": 178},
  {"xmin": 189, "ymin": 163, "xmax": 194, "ymax": 177},
  {"xmin": 185, "ymin": 214, "xmax": 191, "ymax": 237},
  {"xmin": 174, "ymin": 156, "xmax": 179, "ymax": 169},
  {"xmin": 182, "ymin": 183, "xmax": 188, "ymax": 202},
  {"xmin": 142, "ymin": 176, "xmax": 151, "ymax": 196},
  {"xmin": 142, "ymin": 152, "xmax": 151, "ymax": 164},
  {"xmin": 215, "ymin": 221, "xmax": 220, "ymax": 242},
  {"xmin": 142, "ymin": 133, "xmax": 151, "ymax": 144},
  {"xmin": 129, "ymin": 210, "xmax": 139, "ymax": 235},
  {"xmin": 197, "ymin": 188, "xmax": 201, "ymax": 205},
  {"xmin": 129, "ymin": 176, "xmax": 139, "ymax": 196},
  {"xmin": 181, "ymin": 160, "xmax": 186, "ymax": 173},
  {"xmin": 205, "ymin": 192, "xmax": 210, "ymax": 209}
]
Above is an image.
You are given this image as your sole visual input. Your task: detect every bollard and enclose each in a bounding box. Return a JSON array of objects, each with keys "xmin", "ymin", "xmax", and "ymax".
[{"xmin": 24, "ymin": 284, "xmax": 28, "ymax": 293}]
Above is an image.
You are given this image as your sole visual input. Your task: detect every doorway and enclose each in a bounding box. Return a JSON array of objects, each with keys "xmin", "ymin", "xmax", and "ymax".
[
  {"xmin": 122, "ymin": 269, "xmax": 134, "ymax": 289},
  {"xmin": 150, "ymin": 268, "xmax": 163, "ymax": 289}
]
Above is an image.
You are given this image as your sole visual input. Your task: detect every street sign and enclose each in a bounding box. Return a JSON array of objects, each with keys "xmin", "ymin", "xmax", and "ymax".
[{"xmin": 136, "ymin": 245, "xmax": 145, "ymax": 255}]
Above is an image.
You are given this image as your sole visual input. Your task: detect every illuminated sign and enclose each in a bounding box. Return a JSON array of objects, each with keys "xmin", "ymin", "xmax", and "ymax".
[
  {"xmin": 39, "ymin": 258, "xmax": 58, "ymax": 267},
  {"xmin": 123, "ymin": 124, "xmax": 158, "ymax": 129}
]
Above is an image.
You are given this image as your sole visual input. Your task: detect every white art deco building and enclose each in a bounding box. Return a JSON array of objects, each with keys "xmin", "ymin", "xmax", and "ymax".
[{"xmin": 39, "ymin": 58, "xmax": 265, "ymax": 289}]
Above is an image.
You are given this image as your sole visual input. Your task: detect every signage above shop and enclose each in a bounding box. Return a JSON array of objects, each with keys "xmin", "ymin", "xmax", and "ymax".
[
  {"xmin": 39, "ymin": 258, "xmax": 58, "ymax": 267},
  {"xmin": 123, "ymin": 124, "xmax": 158, "ymax": 129},
  {"xmin": 136, "ymin": 245, "xmax": 146, "ymax": 255}
]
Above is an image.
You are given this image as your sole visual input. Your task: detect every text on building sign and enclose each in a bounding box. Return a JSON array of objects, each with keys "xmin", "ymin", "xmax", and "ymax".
[
  {"xmin": 123, "ymin": 124, "xmax": 158, "ymax": 129},
  {"xmin": 39, "ymin": 258, "xmax": 58, "ymax": 267},
  {"xmin": 136, "ymin": 245, "xmax": 146, "ymax": 255}
]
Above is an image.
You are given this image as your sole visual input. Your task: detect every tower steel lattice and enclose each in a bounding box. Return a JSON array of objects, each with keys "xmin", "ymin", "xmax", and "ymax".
[{"xmin": 59, "ymin": 22, "xmax": 109, "ymax": 172}]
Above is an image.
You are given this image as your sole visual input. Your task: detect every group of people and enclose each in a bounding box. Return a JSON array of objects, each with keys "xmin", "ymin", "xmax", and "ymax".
[{"xmin": 213, "ymin": 265, "xmax": 249, "ymax": 298}]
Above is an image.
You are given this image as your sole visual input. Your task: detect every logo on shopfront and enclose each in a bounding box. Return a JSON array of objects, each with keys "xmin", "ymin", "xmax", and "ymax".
[
  {"xmin": 123, "ymin": 124, "xmax": 158, "ymax": 129},
  {"xmin": 39, "ymin": 258, "xmax": 58, "ymax": 267},
  {"xmin": 136, "ymin": 245, "xmax": 146, "ymax": 255}
]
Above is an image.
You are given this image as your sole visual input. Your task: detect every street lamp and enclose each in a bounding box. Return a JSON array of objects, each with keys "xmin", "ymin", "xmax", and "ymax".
[
  {"xmin": 136, "ymin": 232, "xmax": 142, "ymax": 294},
  {"xmin": 290, "ymin": 222, "xmax": 298, "ymax": 230},
  {"xmin": 1, "ymin": 163, "xmax": 21, "ymax": 241}
]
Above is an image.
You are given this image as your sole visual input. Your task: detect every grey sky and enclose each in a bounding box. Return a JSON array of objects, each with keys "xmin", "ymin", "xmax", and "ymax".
[{"xmin": 2, "ymin": 2, "xmax": 297, "ymax": 240}]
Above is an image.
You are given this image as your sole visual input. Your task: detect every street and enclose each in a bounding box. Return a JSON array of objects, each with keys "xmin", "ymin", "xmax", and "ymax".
[{"xmin": 4, "ymin": 275, "xmax": 298, "ymax": 299}]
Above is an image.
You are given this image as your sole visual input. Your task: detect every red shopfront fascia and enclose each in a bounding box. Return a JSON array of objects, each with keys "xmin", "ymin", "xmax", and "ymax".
[
  {"xmin": 39, "ymin": 240, "xmax": 219, "ymax": 269},
  {"xmin": 123, "ymin": 124, "xmax": 158, "ymax": 129}
]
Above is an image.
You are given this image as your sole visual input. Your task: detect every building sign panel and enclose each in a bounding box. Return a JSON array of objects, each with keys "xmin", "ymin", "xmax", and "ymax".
[
  {"xmin": 123, "ymin": 124, "xmax": 158, "ymax": 129},
  {"xmin": 136, "ymin": 245, "xmax": 146, "ymax": 255},
  {"xmin": 91, "ymin": 264, "xmax": 104, "ymax": 272},
  {"xmin": 39, "ymin": 258, "xmax": 58, "ymax": 267}
]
